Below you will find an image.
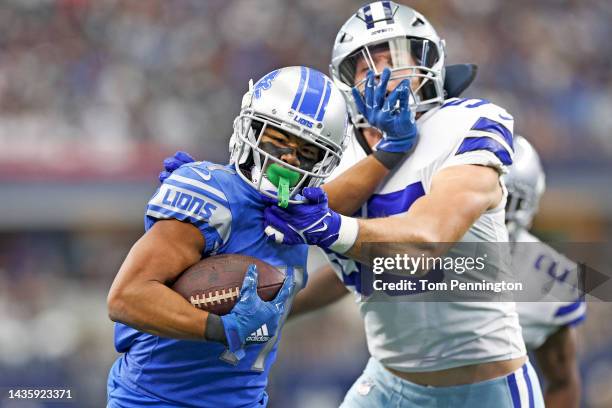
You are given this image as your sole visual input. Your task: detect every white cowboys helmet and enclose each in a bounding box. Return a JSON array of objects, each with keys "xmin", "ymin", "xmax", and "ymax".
[
  {"xmin": 230, "ymin": 66, "xmax": 349, "ymax": 201},
  {"xmin": 504, "ymin": 135, "xmax": 546, "ymax": 231},
  {"xmin": 330, "ymin": 1, "xmax": 446, "ymax": 127}
]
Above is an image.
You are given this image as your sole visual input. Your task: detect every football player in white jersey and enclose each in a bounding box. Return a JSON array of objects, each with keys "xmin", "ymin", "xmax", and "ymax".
[
  {"xmin": 505, "ymin": 135, "xmax": 585, "ymax": 407},
  {"xmin": 262, "ymin": 2, "xmax": 545, "ymax": 407},
  {"xmin": 292, "ymin": 135, "xmax": 586, "ymax": 408}
]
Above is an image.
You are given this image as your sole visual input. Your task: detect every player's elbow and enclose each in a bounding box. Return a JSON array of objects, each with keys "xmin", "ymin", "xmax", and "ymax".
[
  {"xmin": 107, "ymin": 286, "xmax": 132, "ymax": 323},
  {"xmin": 412, "ymin": 228, "xmax": 446, "ymax": 257},
  {"xmin": 418, "ymin": 229, "xmax": 443, "ymax": 245}
]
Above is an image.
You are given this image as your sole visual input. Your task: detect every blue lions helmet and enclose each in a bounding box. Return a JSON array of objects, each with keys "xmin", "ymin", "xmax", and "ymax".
[{"xmin": 230, "ymin": 66, "xmax": 349, "ymax": 202}]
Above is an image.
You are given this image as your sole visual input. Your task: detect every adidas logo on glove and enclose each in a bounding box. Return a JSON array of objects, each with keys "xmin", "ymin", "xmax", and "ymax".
[{"xmin": 246, "ymin": 324, "xmax": 271, "ymax": 342}]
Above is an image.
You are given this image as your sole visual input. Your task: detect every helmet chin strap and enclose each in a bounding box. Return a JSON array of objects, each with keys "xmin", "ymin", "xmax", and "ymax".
[{"xmin": 251, "ymin": 165, "xmax": 276, "ymax": 192}]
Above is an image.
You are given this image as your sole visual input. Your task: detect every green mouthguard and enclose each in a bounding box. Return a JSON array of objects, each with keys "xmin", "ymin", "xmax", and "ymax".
[{"xmin": 266, "ymin": 164, "xmax": 300, "ymax": 208}]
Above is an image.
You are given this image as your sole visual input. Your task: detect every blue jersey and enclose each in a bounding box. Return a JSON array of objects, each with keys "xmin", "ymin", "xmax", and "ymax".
[{"xmin": 107, "ymin": 161, "xmax": 308, "ymax": 408}]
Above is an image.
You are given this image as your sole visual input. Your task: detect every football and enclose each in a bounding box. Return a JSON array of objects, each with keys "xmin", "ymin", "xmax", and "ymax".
[{"xmin": 172, "ymin": 254, "xmax": 286, "ymax": 316}]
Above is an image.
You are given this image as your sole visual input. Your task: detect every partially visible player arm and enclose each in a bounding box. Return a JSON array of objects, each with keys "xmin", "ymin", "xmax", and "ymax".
[
  {"xmin": 534, "ymin": 326, "xmax": 580, "ymax": 408},
  {"xmin": 347, "ymin": 164, "xmax": 502, "ymax": 261},
  {"xmin": 107, "ymin": 219, "xmax": 211, "ymax": 341},
  {"xmin": 289, "ymin": 265, "xmax": 349, "ymax": 319},
  {"xmin": 264, "ymin": 164, "xmax": 502, "ymax": 262},
  {"xmin": 322, "ymin": 156, "xmax": 389, "ymax": 216},
  {"xmin": 324, "ymin": 70, "xmax": 417, "ymax": 216}
]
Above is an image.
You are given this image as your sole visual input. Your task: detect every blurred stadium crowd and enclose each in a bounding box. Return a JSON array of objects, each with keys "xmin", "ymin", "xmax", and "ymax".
[
  {"xmin": 0, "ymin": 0, "xmax": 611, "ymax": 407},
  {"xmin": 0, "ymin": 0, "xmax": 611, "ymax": 171}
]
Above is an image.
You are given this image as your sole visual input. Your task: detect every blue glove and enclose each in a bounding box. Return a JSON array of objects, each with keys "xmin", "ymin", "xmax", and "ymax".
[
  {"xmin": 352, "ymin": 69, "xmax": 418, "ymax": 169},
  {"xmin": 159, "ymin": 151, "xmax": 196, "ymax": 183},
  {"xmin": 220, "ymin": 264, "xmax": 294, "ymax": 357},
  {"xmin": 263, "ymin": 187, "xmax": 359, "ymax": 253}
]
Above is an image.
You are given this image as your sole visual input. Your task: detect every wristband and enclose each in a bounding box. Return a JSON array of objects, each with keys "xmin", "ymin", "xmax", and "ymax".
[
  {"xmin": 204, "ymin": 313, "xmax": 228, "ymax": 345},
  {"xmin": 220, "ymin": 314, "xmax": 245, "ymax": 355},
  {"xmin": 372, "ymin": 149, "xmax": 407, "ymax": 170},
  {"xmin": 329, "ymin": 215, "xmax": 359, "ymax": 254}
]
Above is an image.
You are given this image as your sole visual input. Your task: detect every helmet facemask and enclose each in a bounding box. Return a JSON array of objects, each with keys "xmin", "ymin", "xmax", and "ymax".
[
  {"xmin": 503, "ymin": 135, "xmax": 546, "ymax": 236},
  {"xmin": 230, "ymin": 109, "xmax": 342, "ymax": 206},
  {"xmin": 505, "ymin": 181, "xmax": 543, "ymax": 232},
  {"xmin": 337, "ymin": 37, "xmax": 444, "ymax": 119}
]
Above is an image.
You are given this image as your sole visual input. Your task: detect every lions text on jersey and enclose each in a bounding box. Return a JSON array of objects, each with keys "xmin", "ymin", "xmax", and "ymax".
[
  {"xmin": 107, "ymin": 162, "xmax": 307, "ymax": 408},
  {"xmin": 513, "ymin": 229, "xmax": 586, "ymax": 349},
  {"xmin": 326, "ymin": 98, "xmax": 526, "ymax": 372}
]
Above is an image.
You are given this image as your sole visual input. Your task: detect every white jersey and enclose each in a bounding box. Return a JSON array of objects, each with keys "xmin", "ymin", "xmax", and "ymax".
[
  {"xmin": 513, "ymin": 229, "xmax": 586, "ymax": 349},
  {"xmin": 326, "ymin": 98, "xmax": 526, "ymax": 372}
]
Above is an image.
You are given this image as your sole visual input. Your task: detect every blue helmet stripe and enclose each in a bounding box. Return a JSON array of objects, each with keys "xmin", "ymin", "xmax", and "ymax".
[
  {"xmin": 315, "ymin": 79, "xmax": 332, "ymax": 121},
  {"xmin": 382, "ymin": 1, "xmax": 394, "ymax": 24},
  {"xmin": 291, "ymin": 68, "xmax": 333, "ymax": 122},
  {"xmin": 296, "ymin": 68, "xmax": 325, "ymax": 119},
  {"xmin": 291, "ymin": 66, "xmax": 308, "ymax": 111},
  {"xmin": 362, "ymin": 5, "xmax": 374, "ymax": 29},
  {"xmin": 299, "ymin": 68, "xmax": 325, "ymax": 118}
]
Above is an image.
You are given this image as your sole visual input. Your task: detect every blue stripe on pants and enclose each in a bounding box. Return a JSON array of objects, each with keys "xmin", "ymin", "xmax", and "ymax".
[
  {"xmin": 522, "ymin": 365, "xmax": 534, "ymax": 408},
  {"xmin": 507, "ymin": 372, "xmax": 521, "ymax": 408}
]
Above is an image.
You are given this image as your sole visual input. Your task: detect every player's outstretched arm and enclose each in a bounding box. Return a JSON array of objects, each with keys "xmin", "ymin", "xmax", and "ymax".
[
  {"xmin": 353, "ymin": 164, "xmax": 500, "ymax": 250},
  {"xmin": 345, "ymin": 164, "xmax": 502, "ymax": 261},
  {"xmin": 323, "ymin": 156, "xmax": 390, "ymax": 216},
  {"xmin": 264, "ymin": 164, "xmax": 502, "ymax": 265},
  {"xmin": 289, "ymin": 265, "xmax": 349, "ymax": 319},
  {"xmin": 107, "ymin": 219, "xmax": 213, "ymax": 341},
  {"xmin": 534, "ymin": 326, "xmax": 580, "ymax": 408}
]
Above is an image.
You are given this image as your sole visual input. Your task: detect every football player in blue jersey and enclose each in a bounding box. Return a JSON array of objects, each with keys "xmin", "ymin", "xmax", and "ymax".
[{"xmin": 106, "ymin": 66, "xmax": 351, "ymax": 408}]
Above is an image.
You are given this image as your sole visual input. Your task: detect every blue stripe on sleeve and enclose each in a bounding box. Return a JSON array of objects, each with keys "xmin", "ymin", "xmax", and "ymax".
[
  {"xmin": 566, "ymin": 314, "xmax": 586, "ymax": 327},
  {"xmin": 441, "ymin": 98, "xmax": 467, "ymax": 108},
  {"xmin": 471, "ymin": 117, "xmax": 513, "ymax": 149},
  {"xmin": 455, "ymin": 136, "xmax": 513, "ymax": 165},
  {"xmin": 465, "ymin": 99, "xmax": 490, "ymax": 108},
  {"xmin": 554, "ymin": 299, "xmax": 584, "ymax": 317}
]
